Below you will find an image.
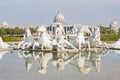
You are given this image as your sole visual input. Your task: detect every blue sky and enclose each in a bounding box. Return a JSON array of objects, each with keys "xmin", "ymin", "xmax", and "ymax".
[{"xmin": 0, "ymin": 0, "xmax": 120, "ymax": 25}]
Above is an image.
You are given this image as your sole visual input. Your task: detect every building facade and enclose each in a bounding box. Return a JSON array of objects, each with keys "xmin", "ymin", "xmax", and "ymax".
[{"xmin": 109, "ymin": 19, "xmax": 119, "ymax": 32}]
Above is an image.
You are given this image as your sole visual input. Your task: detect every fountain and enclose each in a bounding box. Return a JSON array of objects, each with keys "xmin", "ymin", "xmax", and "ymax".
[
  {"xmin": 8, "ymin": 47, "xmax": 108, "ymax": 75},
  {"xmin": 13, "ymin": 23, "xmax": 120, "ymax": 52}
]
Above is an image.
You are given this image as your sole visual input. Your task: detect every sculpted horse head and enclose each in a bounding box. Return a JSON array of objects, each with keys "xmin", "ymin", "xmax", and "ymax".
[
  {"xmin": 36, "ymin": 25, "xmax": 51, "ymax": 49},
  {"xmin": 77, "ymin": 26, "xmax": 91, "ymax": 35},
  {"xmin": 37, "ymin": 25, "xmax": 47, "ymax": 35},
  {"xmin": 69, "ymin": 26, "xmax": 90, "ymax": 49},
  {"xmin": 25, "ymin": 27, "xmax": 33, "ymax": 38},
  {"xmin": 90, "ymin": 27, "xmax": 100, "ymax": 39},
  {"xmin": 18, "ymin": 27, "xmax": 35, "ymax": 49},
  {"xmin": 37, "ymin": 25, "xmax": 49, "ymax": 42}
]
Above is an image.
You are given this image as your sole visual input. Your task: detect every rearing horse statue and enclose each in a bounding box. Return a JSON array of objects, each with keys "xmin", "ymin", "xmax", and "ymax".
[
  {"xmin": 33, "ymin": 25, "xmax": 52, "ymax": 50},
  {"xmin": 18, "ymin": 27, "xmax": 35, "ymax": 49},
  {"xmin": 69, "ymin": 26, "xmax": 90, "ymax": 49},
  {"xmin": 88, "ymin": 27, "xmax": 108, "ymax": 48}
]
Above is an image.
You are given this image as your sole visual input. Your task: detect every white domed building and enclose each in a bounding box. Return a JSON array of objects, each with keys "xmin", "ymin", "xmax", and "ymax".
[
  {"xmin": 54, "ymin": 10, "xmax": 65, "ymax": 24},
  {"xmin": 1, "ymin": 20, "xmax": 9, "ymax": 27},
  {"xmin": 46, "ymin": 10, "xmax": 75, "ymax": 35},
  {"xmin": 109, "ymin": 19, "xmax": 119, "ymax": 32}
]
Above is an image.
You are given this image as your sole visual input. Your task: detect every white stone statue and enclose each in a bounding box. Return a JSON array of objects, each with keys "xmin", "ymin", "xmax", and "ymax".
[
  {"xmin": 18, "ymin": 27, "xmax": 35, "ymax": 49},
  {"xmin": 33, "ymin": 26, "xmax": 52, "ymax": 50},
  {"xmin": 0, "ymin": 36, "xmax": 9, "ymax": 48},
  {"xmin": 88, "ymin": 27, "xmax": 108, "ymax": 48},
  {"xmin": 51, "ymin": 24, "xmax": 78, "ymax": 51},
  {"xmin": 52, "ymin": 35, "xmax": 78, "ymax": 51},
  {"xmin": 69, "ymin": 26, "xmax": 90, "ymax": 49},
  {"xmin": 55, "ymin": 24, "xmax": 65, "ymax": 36}
]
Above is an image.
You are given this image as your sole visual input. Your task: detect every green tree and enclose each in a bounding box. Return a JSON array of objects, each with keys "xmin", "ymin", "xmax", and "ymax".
[{"xmin": 0, "ymin": 27, "xmax": 7, "ymax": 36}]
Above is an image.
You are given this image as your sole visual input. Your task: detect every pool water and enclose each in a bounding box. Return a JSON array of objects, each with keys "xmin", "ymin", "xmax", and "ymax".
[{"xmin": 0, "ymin": 49, "xmax": 120, "ymax": 80}]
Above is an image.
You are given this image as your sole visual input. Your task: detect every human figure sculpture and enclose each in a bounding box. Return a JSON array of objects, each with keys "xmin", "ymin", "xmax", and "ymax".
[
  {"xmin": 55, "ymin": 24, "xmax": 65, "ymax": 36},
  {"xmin": 52, "ymin": 24, "xmax": 78, "ymax": 51},
  {"xmin": 52, "ymin": 24, "xmax": 79, "ymax": 51},
  {"xmin": 52, "ymin": 35, "xmax": 78, "ymax": 51}
]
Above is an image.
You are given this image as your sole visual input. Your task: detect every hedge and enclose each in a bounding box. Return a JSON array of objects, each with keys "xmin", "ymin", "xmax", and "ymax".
[
  {"xmin": 101, "ymin": 35, "xmax": 120, "ymax": 41},
  {"xmin": 1, "ymin": 35, "xmax": 120, "ymax": 42},
  {"xmin": 2, "ymin": 36, "xmax": 22, "ymax": 42}
]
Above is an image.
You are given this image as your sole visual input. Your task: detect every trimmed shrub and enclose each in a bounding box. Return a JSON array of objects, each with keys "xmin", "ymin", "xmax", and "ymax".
[
  {"xmin": 101, "ymin": 35, "xmax": 119, "ymax": 41},
  {"xmin": 2, "ymin": 36, "xmax": 22, "ymax": 42}
]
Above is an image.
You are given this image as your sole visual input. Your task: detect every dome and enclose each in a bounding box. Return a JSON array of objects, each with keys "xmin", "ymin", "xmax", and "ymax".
[
  {"xmin": 111, "ymin": 19, "xmax": 118, "ymax": 25},
  {"xmin": 1, "ymin": 20, "xmax": 9, "ymax": 26},
  {"xmin": 54, "ymin": 10, "xmax": 65, "ymax": 23}
]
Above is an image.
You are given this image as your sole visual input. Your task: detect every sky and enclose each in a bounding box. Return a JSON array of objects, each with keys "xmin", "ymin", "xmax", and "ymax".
[{"xmin": 0, "ymin": 0, "xmax": 120, "ymax": 25}]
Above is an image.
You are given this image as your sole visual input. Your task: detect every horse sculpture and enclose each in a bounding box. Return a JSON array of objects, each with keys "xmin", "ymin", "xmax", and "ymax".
[
  {"xmin": 88, "ymin": 27, "xmax": 108, "ymax": 48},
  {"xmin": 18, "ymin": 27, "xmax": 35, "ymax": 49},
  {"xmin": 33, "ymin": 26, "xmax": 52, "ymax": 50},
  {"xmin": 69, "ymin": 26, "xmax": 90, "ymax": 49},
  {"xmin": 52, "ymin": 24, "xmax": 78, "ymax": 51}
]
